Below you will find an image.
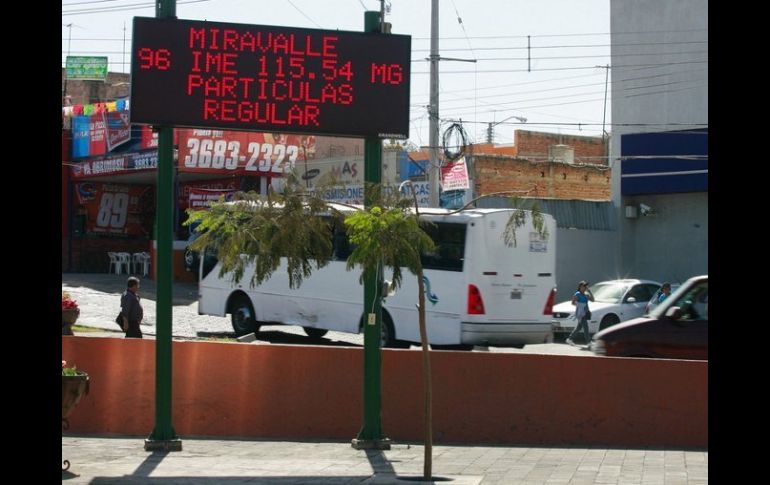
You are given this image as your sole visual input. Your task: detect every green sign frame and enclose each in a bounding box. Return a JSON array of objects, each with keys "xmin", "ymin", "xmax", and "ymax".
[{"xmin": 66, "ymin": 56, "xmax": 108, "ymax": 81}]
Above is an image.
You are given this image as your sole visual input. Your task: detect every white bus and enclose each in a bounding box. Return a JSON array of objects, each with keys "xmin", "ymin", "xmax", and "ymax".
[{"xmin": 196, "ymin": 206, "xmax": 557, "ymax": 348}]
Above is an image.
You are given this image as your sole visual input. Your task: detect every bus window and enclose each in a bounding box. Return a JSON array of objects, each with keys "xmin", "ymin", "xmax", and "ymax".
[
  {"xmin": 332, "ymin": 222, "xmax": 353, "ymax": 261},
  {"xmin": 420, "ymin": 222, "xmax": 466, "ymax": 272}
]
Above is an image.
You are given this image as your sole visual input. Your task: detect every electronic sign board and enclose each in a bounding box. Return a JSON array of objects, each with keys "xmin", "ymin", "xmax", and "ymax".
[{"xmin": 130, "ymin": 17, "xmax": 411, "ymax": 138}]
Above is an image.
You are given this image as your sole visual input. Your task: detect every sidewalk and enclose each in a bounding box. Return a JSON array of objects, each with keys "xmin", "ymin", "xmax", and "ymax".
[{"xmin": 62, "ymin": 435, "xmax": 707, "ymax": 484}]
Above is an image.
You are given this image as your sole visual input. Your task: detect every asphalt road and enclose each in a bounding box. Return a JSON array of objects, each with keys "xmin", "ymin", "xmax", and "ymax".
[{"xmin": 63, "ymin": 273, "xmax": 591, "ymax": 356}]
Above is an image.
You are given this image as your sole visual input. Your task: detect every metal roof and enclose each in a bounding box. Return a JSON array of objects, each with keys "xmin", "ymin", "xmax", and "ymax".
[{"xmin": 475, "ymin": 197, "xmax": 615, "ymax": 231}]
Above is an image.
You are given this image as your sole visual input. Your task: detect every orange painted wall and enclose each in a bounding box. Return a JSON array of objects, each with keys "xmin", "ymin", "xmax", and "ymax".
[{"xmin": 62, "ymin": 337, "xmax": 707, "ymax": 448}]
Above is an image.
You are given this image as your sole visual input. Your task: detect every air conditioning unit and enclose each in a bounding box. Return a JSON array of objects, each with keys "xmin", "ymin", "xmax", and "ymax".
[{"xmin": 548, "ymin": 144, "xmax": 574, "ymax": 164}]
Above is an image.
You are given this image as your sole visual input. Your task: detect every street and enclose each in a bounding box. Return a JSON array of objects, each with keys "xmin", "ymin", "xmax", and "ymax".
[{"xmin": 63, "ymin": 273, "xmax": 591, "ymax": 356}]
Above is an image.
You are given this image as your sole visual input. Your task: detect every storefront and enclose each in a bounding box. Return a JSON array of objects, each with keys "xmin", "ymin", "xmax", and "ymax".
[{"xmin": 62, "ymin": 107, "xmax": 406, "ymax": 280}]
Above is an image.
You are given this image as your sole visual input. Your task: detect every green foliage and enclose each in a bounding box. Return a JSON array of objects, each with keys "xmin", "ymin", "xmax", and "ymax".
[
  {"xmin": 62, "ymin": 365, "xmax": 79, "ymax": 376},
  {"xmin": 344, "ymin": 204, "xmax": 435, "ymax": 289},
  {"xmin": 186, "ymin": 173, "xmax": 340, "ymax": 289},
  {"xmin": 502, "ymin": 196, "xmax": 549, "ymax": 248}
]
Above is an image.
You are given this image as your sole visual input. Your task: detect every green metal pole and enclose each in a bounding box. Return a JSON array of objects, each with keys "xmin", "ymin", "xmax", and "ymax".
[
  {"xmin": 352, "ymin": 10, "xmax": 391, "ymax": 451},
  {"xmin": 145, "ymin": 0, "xmax": 181, "ymax": 451}
]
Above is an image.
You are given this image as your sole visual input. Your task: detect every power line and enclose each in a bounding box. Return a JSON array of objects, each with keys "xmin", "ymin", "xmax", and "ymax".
[
  {"xmin": 411, "ymin": 28, "xmax": 707, "ymax": 41},
  {"xmin": 63, "ymin": 0, "xmax": 212, "ymax": 15},
  {"xmin": 63, "ymin": 0, "xmax": 132, "ymax": 6},
  {"xmin": 412, "ymin": 59, "xmax": 707, "ymax": 74},
  {"xmin": 412, "ymin": 40, "xmax": 707, "ymax": 52},
  {"xmin": 411, "ymin": 49, "xmax": 706, "ymax": 63},
  {"xmin": 286, "ymin": 0, "xmax": 322, "ymax": 28}
]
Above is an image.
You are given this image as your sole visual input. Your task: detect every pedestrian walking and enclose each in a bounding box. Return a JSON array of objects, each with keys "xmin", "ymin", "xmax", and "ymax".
[
  {"xmin": 120, "ymin": 276, "xmax": 144, "ymax": 338},
  {"xmin": 566, "ymin": 280, "xmax": 594, "ymax": 346}
]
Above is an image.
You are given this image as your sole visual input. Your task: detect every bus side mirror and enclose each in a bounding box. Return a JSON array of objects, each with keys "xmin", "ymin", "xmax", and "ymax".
[{"xmin": 382, "ymin": 280, "xmax": 397, "ymax": 297}]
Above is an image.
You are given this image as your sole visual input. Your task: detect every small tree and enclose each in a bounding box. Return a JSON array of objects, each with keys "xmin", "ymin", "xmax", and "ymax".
[{"xmin": 343, "ymin": 191, "xmax": 435, "ymax": 479}]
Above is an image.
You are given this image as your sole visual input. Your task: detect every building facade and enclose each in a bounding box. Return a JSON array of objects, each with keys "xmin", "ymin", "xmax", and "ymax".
[{"xmin": 609, "ymin": 0, "xmax": 708, "ymax": 283}]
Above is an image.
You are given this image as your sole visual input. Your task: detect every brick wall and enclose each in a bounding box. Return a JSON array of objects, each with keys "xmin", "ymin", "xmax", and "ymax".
[
  {"xmin": 62, "ymin": 69, "xmax": 130, "ymax": 105},
  {"xmin": 472, "ymin": 155, "xmax": 611, "ymax": 200},
  {"xmin": 514, "ymin": 129, "xmax": 606, "ymax": 163}
]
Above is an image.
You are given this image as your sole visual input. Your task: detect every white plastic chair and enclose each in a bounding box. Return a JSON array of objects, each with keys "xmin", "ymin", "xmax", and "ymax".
[
  {"xmin": 116, "ymin": 252, "xmax": 132, "ymax": 275},
  {"xmin": 107, "ymin": 252, "xmax": 121, "ymax": 274},
  {"xmin": 132, "ymin": 252, "xmax": 151, "ymax": 277}
]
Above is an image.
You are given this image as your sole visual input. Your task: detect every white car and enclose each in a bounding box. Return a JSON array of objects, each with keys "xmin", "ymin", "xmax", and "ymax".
[{"xmin": 551, "ymin": 279, "xmax": 662, "ymax": 336}]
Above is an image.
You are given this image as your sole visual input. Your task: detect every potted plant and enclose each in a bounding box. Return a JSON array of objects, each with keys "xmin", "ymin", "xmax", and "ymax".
[
  {"xmin": 62, "ymin": 360, "xmax": 89, "ymax": 471},
  {"xmin": 62, "ymin": 292, "xmax": 79, "ymax": 335},
  {"xmin": 62, "ymin": 360, "xmax": 89, "ymax": 419}
]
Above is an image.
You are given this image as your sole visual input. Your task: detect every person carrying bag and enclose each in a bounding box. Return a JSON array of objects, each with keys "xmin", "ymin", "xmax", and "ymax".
[{"xmin": 566, "ymin": 280, "xmax": 594, "ymax": 346}]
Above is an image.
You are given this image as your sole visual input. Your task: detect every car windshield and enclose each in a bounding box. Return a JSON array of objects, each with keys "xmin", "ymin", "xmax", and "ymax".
[
  {"xmin": 589, "ymin": 282, "xmax": 628, "ymax": 303},
  {"xmin": 650, "ymin": 279, "xmax": 708, "ymax": 320}
]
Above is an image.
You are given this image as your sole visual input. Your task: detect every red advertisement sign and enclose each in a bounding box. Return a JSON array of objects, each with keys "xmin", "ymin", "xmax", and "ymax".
[
  {"xmin": 139, "ymin": 125, "xmax": 180, "ymax": 149},
  {"xmin": 75, "ymin": 183, "xmax": 155, "ymax": 236},
  {"xmin": 188, "ymin": 188, "xmax": 238, "ymax": 209},
  {"xmin": 70, "ymin": 149, "xmax": 158, "ymax": 179},
  {"xmin": 178, "ymin": 178, "xmax": 240, "ymax": 209},
  {"xmin": 177, "ymin": 129, "xmax": 316, "ymax": 176},
  {"xmin": 440, "ymin": 156, "xmax": 470, "ymax": 191}
]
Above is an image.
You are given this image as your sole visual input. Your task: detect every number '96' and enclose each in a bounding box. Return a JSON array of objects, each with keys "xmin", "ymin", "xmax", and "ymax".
[{"xmin": 138, "ymin": 48, "xmax": 171, "ymax": 70}]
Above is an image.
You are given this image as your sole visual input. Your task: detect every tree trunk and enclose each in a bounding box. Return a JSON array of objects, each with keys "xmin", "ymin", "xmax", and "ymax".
[{"xmin": 417, "ymin": 267, "xmax": 432, "ymax": 480}]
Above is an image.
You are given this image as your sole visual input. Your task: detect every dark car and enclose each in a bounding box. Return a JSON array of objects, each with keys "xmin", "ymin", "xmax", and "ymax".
[
  {"xmin": 591, "ymin": 275, "xmax": 707, "ymax": 360},
  {"xmin": 183, "ymin": 222, "xmax": 218, "ymax": 280}
]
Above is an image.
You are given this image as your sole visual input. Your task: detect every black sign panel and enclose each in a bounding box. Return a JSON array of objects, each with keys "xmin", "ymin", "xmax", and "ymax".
[{"xmin": 130, "ymin": 17, "xmax": 411, "ymax": 138}]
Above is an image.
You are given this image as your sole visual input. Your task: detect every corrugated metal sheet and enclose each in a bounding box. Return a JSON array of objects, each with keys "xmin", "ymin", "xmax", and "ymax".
[{"xmin": 476, "ymin": 197, "xmax": 614, "ymax": 231}]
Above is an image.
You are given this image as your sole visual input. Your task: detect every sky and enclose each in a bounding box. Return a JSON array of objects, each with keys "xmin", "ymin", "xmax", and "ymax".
[{"xmin": 62, "ymin": 0, "xmax": 612, "ymax": 147}]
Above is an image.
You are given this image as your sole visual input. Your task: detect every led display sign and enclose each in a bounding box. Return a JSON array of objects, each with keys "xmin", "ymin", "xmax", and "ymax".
[{"xmin": 130, "ymin": 17, "xmax": 411, "ymax": 138}]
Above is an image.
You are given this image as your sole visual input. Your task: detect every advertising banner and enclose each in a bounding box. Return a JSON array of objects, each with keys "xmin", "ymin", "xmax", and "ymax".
[
  {"xmin": 139, "ymin": 125, "xmax": 180, "ymax": 149},
  {"xmin": 74, "ymin": 183, "xmax": 154, "ymax": 236},
  {"xmin": 72, "ymin": 111, "xmax": 132, "ymax": 158},
  {"xmin": 105, "ymin": 111, "xmax": 132, "ymax": 151},
  {"xmin": 72, "ymin": 114, "xmax": 106, "ymax": 158},
  {"xmin": 66, "ymin": 56, "xmax": 108, "ymax": 80},
  {"xmin": 188, "ymin": 188, "xmax": 239, "ymax": 209},
  {"xmin": 440, "ymin": 156, "xmax": 470, "ymax": 191},
  {"xmin": 177, "ymin": 129, "xmax": 316, "ymax": 176},
  {"xmin": 70, "ymin": 149, "xmax": 158, "ymax": 179},
  {"xmin": 178, "ymin": 179, "xmax": 240, "ymax": 209}
]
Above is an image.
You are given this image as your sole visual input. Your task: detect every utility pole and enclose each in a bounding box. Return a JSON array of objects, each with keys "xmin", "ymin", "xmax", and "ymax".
[
  {"xmin": 63, "ymin": 23, "xmax": 73, "ymax": 105},
  {"xmin": 486, "ymin": 115, "xmax": 527, "ymax": 144},
  {"xmin": 145, "ymin": 0, "xmax": 181, "ymax": 452},
  {"xmin": 428, "ymin": 0, "xmax": 440, "ymax": 207},
  {"xmin": 351, "ymin": 8, "xmax": 391, "ymax": 452},
  {"xmin": 599, "ymin": 64, "xmax": 610, "ymax": 142}
]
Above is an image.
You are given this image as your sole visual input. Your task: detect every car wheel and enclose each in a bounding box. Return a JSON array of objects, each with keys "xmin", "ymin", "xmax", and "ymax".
[
  {"xmin": 599, "ymin": 314, "xmax": 620, "ymax": 330},
  {"xmin": 183, "ymin": 248, "xmax": 199, "ymax": 280},
  {"xmin": 230, "ymin": 294, "xmax": 259, "ymax": 337},
  {"xmin": 303, "ymin": 327, "xmax": 328, "ymax": 339}
]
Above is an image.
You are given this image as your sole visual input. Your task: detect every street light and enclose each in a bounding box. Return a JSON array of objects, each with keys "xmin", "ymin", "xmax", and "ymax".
[{"xmin": 486, "ymin": 114, "xmax": 527, "ymax": 143}]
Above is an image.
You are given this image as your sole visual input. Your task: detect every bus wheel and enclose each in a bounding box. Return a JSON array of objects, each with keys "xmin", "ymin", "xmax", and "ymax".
[
  {"xmin": 230, "ymin": 294, "xmax": 259, "ymax": 337},
  {"xmin": 303, "ymin": 327, "xmax": 328, "ymax": 339}
]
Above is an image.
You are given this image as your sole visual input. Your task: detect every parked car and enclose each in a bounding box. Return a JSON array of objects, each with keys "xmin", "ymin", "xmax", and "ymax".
[
  {"xmin": 183, "ymin": 222, "xmax": 201, "ymax": 276},
  {"xmin": 591, "ymin": 275, "xmax": 707, "ymax": 360},
  {"xmin": 551, "ymin": 279, "xmax": 661, "ymax": 338},
  {"xmin": 644, "ymin": 283, "xmax": 681, "ymax": 314},
  {"xmin": 183, "ymin": 222, "xmax": 217, "ymax": 281}
]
